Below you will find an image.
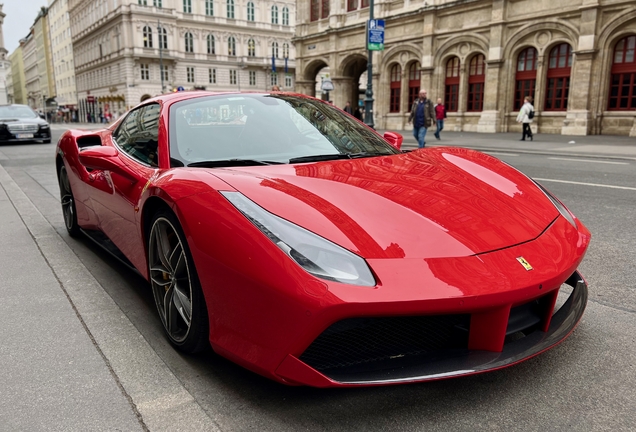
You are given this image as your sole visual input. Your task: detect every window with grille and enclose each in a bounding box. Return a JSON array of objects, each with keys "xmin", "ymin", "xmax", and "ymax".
[
  {"xmin": 185, "ymin": 32, "xmax": 193, "ymax": 53},
  {"xmin": 249, "ymin": 71, "xmax": 256, "ymax": 86},
  {"xmin": 271, "ymin": 6, "xmax": 278, "ymax": 24},
  {"xmin": 282, "ymin": 7, "xmax": 289, "ymax": 25},
  {"xmin": 205, "ymin": 0, "xmax": 213, "ymax": 15},
  {"xmin": 161, "ymin": 65, "xmax": 168, "ymax": 81},
  {"xmin": 247, "ymin": 2, "xmax": 254, "ymax": 21},
  {"xmin": 227, "ymin": 0, "xmax": 234, "ymax": 18},
  {"xmin": 408, "ymin": 62, "xmax": 420, "ymax": 109},
  {"xmin": 468, "ymin": 54, "xmax": 485, "ymax": 112},
  {"xmin": 143, "ymin": 26, "xmax": 152, "ymax": 48},
  {"xmin": 140, "ymin": 64, "xmax": 149, "ymax": 80},
  {"xmin": 544, "ymin": 44, "xmax": 572, "ymax": 111},
  {"xmin": 187, "ymin": 67, "xmax": 194, "ymax": 83},
  {"xmin": 209, "ymin": 68, "xmax": 216, "ymax": 84},
  {"xmin": 445, "ymin": 57, "xmax": 460, "ymax": 112},
  {"xmin": 159, "ymin": 27, "xmax": 167, "ymax": 49},
  {"xmin": 271, "ymin": 73, "xmax": 278, "ymax": 86},
  {"xmin": 283, "ymin": 43, "xmax": 289, "ymax": 59},
  {"xmin": 228, "ymin": 36, "xmax": 236, "ymax": 56},
  {"xmin": 154, "ymin": 0, "xmax": 162, "ymax": 7},
  {"xmin": 514, "ymin": 47, "xmax": 537, "ymax": 110},
  {"xmin": 348, "ymin": 0, "xmax": 357, "ymax": 11},
  {"xmin": 183, "ymin": 0, "xmax": 191, "ymax": 13},
  {"xmin": 608, "ymin": 35, "xmax": 636, "ymax": 110},
  {"xmin": 390, "ymin": 64, "xmax": 401, "ymax": 113},
  {"xmin": 272, "ymin": 42, "xmax": 279, "ymax": 58},
  {"xmin": 230, "ymin": 70, "xmax": 237, "ymax": 85},
  {"xmin": 285, "ymin": 75, "xmax": 292, "ymax": 88},
  {"xmin": 207, "ymin": 34, "xmax": 215, "ymax": 54},
  {"xmin": 138, "ymin": 0, "xmax": 147, "ymax": 5},
  {"xmin": 248, "ymin": 39, "xmax": 255, "ymax": 57}
]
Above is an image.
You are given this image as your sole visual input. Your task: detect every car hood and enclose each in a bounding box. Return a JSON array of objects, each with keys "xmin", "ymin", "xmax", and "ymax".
[
  {"xmin": 0, "ymin": 118, "xmax": 48, "ymax": 125},
  {"xmin": 207, "ymin": 147, "xmax": 559, "ymax": 259}
]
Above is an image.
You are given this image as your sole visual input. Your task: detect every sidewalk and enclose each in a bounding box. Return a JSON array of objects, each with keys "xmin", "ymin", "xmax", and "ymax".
[{"xmin": 379, "ymin": 129, "xmax": 636, "ymax": 161}]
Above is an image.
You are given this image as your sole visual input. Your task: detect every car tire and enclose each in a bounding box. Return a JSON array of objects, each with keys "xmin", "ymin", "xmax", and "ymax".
[
  {"xmin": 58, "ymin": 165, "xmax": 81, "ymax": 238},
  {"xmin": 148, "ymin": 210, "xmax": 209, "ymax": 354}
]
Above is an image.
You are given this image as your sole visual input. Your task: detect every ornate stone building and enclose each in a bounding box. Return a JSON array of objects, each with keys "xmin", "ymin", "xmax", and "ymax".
[
  {"xmin": 69, "ymin": 0, "xmax": 296, "ymax": 122},
  {"xmin": 294, "ymin": 0, "xmax": 636, "ymax": 136},
  {"xmin": 49, "ymin": 0, "xmax": 79, "ymax": 120},
  {"xmin": 0, "ymin": 4, "xmax": 9, "ymax": 105}
]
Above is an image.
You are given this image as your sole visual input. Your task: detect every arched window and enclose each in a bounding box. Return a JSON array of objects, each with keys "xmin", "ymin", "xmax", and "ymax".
[
  {"xmin": 445, "ymin": 57, "xmax": 460, "ymax": 112},
  {"xmin": 271, "ymin": 6, "xmax": 278, "ymax": 24},
  {"xmin": 390, "ymin": 64, "xmax": 401, "ymax": 113},
  {"xmin": 408, "ymin": 62, "xmax": 420, "ymax": 108},
  {"xmin": 282, "ymin": 7, "xmax": 289, "ymax": 25},
  {"xmin": 468, "ymin": 54, "xmax": 485, "ymax": 112},
  {"xmin": 207, "ymin": 34, "xmax": 215, "ymax": 54},
  {"xmin": 248, "ymin": 38, "xmax": 255, "ymax": 57},
  {"xmin": 310, "ymin": 0, "xmax": 329, "ymax": 21},
  {"xmin": 143, "ymin": 26, "xmax": 153, "ymax": 48},
  {"xmin": 283, "ymin": 43, "xmax": 289, "ymax": 58},
  {"xmin": 514, "ymin": 47, "xmax": 537, "ymax": 110},
  {"xmin": 228, "ymin": 36, "xmax": 236, "ymax": 56},
  {"xmin": 545, "ymin": 44, "xmax": 572, "ymax": 111},
  {"xmin": 159, "ymin": 27, "xmax": 167, "ymax": 49},
  {"xmin": 227, "ymin": 0, "xmax": 234, "ymax": 19},
  {"xmin": 247, "ymin": 2, "xmax": 254, "ymax": 21},
  {"xmin": 608, "ymin": 35, "xmax": 636, "ymax": 110},
  {"xmin": 205, "ymin": 0, "xmax": 213, "ymax": 16},
  {"xmin": 184, "ymin": 32, "xmax": 193, "ymax": 53},
  {"xmin": 272, "ymin": 42, "xmax": 279, "ymax": 58}
]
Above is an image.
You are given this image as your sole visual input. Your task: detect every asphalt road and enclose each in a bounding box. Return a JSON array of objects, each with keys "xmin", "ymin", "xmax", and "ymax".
[{"xmin": 1, "ymin": 127, "xmax": 635, "ymax": 431}]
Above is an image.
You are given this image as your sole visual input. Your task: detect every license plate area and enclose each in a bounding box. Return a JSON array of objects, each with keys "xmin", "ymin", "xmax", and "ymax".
[{"xmin": 16, "ymin": 133, "xmax": 34, "ymax": 139}]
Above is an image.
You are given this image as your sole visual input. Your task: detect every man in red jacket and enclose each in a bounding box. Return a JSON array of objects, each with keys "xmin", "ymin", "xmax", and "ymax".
[{"xmin": 434, "ymin": 98, "xmax": 447, "ymax": 140}]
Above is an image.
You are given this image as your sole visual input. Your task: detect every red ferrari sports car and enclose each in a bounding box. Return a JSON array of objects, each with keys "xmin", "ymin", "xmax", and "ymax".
[{"xmin": 56, "ymin": 92, "xmax": 590, "ymax": 387}]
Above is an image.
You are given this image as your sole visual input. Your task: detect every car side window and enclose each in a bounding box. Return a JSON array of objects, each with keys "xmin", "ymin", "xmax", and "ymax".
[{"xmin": 113, "ymin": 103, "xmax": 160, "ymax": 167}]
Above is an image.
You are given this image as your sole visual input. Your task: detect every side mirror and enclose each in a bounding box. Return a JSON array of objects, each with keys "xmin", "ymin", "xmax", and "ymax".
[
  {"xmin": 79, "ymin": 146, "xmax": 139, "ymax": 182},
  {"xmin": 39, "ymin": 114, "xmax": 46, "ymax": 120},
  {"xmin": 383, "ymin": 132, "xmax": 403, "ymax": 151}
]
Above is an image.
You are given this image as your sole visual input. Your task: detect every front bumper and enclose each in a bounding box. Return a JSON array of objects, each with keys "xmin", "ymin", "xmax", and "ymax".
[
  {"xmin": 275, "ymin": 271, "xmax": 587, "ymax": 386},
  {"xmin": 0, "ymin": 129, "xmax": 51, "ymax": 142}
]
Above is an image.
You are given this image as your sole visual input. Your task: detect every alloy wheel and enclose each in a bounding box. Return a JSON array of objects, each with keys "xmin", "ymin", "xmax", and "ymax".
[{"xmin": 149, "ymin": 217, "xmax": 193, "ymax": 343}]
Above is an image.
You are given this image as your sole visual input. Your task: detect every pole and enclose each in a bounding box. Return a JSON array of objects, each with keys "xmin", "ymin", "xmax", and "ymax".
[
  {"xmin": 364, "ymin": 0, "xmax": 375, "ymax": 129},
  {"xmin": 158, "ymin": 19, "xmax": 164, "ymax": 93},
  {"xmin": 42, "ymin": 94, "xmax": 46, "ymax": 118}
]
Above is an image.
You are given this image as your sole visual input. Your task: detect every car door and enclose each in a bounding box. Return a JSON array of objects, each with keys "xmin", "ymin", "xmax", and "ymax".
[{"xmin": 88, "ymin": 103, "xmax": 161, "ymax": 271}]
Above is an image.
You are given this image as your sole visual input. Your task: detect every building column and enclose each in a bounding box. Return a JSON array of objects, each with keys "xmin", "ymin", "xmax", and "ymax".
[
  {"xmin": 331, "ymin": 76, "xmax": 354, "ymax": 110},
  {"xmin": 295, "ymin": 79, "xmax": 316, "ymax": 97},
  {"xmin": 562, "ymin": 6, "xmax": 598, "ymax": 135},
  {"xmin": 478, "ymin": 60, "xmax": 504, "ymax": 133},
  {"xmin": 562, "ymin": 50, "xmax": 595, "ymax": 135}
]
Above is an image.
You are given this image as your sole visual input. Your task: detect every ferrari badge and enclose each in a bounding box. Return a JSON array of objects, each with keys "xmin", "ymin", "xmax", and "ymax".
[{"xmin": 516, "ymin": 257, "xmax": 533, "ymax": 271}]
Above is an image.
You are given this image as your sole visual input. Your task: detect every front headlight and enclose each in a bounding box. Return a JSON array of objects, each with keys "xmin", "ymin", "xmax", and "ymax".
[
  {"xmin": 221, "ymin": 191, "xmax": 376, "ymax": 287},
  {"xmin": 39, "ymin": 124, "xmax": 50, "ymax": 129},
  {"xmin": 533, "ymin": 181, "xmax": 577, "ymax": 228}
]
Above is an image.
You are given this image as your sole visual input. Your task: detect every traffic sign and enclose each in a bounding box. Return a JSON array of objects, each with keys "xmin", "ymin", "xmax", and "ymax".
[{"xmin": 367, "ymin": 19, "xmax": 385, "ymax": 51}]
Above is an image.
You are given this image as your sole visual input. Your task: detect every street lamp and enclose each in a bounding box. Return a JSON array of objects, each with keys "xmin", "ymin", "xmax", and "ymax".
[{"xmin": 364, "ymin": 0, "xmax": 375, "ymax": 129}]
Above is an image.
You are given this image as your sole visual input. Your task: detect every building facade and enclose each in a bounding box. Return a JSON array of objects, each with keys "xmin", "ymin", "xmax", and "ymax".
[
  {"xmin": 8, "ymin": 45, "xmax": 27, "ymax": 105},
  {"xmin": 294, "ymin": 0, "xmax": 636, "ymax": 136},
  {"xmin": 0, "ymin": 4, "xmax": 9, "ymax": 105},
  {"xmin": 49, "ymin": 0, "xmax": 79, "ymax": 120},
  {"xmin": 69, "ymin": 0, "xmax": 296, "ymax": 123}
]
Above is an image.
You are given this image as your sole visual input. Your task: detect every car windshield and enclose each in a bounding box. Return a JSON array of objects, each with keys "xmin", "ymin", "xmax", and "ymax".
[
  {"xmin": 169, "ymin": 94, "xmax": 399, "ymax": 166},
  {"xmin": 0, "ymin": 105, "xmax": 39, "ymax": 119}
]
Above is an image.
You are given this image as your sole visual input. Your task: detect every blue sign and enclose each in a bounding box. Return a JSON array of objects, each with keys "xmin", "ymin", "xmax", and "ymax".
[
  {"xmin": 367, "ymin": 19, "xmax": 385, "ymax": 51},
  {"xmin": 177, "ymin": 86, "xmax": 185, "ymax": 91}
]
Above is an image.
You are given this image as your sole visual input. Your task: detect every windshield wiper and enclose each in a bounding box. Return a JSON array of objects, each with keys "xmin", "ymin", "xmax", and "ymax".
[
  {"xmin": 187, "ymin": 159, "xmax": 282, "ymax": 168},
  {"xmin": 288, "ymin": 152, "xmax": 384, "ymax": 164}
]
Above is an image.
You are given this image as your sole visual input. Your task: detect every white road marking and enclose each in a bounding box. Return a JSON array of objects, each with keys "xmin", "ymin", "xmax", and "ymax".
[
  {"xmin": 534, "ymin": 177, "xmax": 636, "ymax": 191},
  {"xmin": 484, "ymin": 151, "xmax": 519, "ymax": 157},
  {"xmin": 548, "ymin": 157, "xmax": 629, "ymax": 165}
]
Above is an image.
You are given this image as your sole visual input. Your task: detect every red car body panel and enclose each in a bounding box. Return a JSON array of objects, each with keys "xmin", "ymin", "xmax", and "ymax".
[{"xmin": 56, "ymin": 92, "xmax": 591, "ymax": 387}]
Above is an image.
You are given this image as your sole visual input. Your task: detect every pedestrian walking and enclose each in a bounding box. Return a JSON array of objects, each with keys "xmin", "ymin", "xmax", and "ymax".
[
  {"xmin": 516, "ymin": 96, "xmax": 535, "ymax": 141},
  {"xmin": 407, "ymin": 89, "xmax": 435, "ymax": 148},
  {"xmin": 434, "ymin": 98, "xmax": 447, "ymax": 140},
  {"xmin": 343, "ymin": 101, "xmax": 353, "ymax": 115},
  {"xmin": 353, "ymin": 105, "xmax": 362, "ymax": 121}
]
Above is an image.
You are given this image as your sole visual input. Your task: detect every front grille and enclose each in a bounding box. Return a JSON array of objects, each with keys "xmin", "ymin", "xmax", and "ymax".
[
  {"xmin": 300, "ymin": 314, "xmax": 470, "ymax": 373},
  {"xmin": 8, "ymin": 124, "xmax": 39, "ymax": 133}
]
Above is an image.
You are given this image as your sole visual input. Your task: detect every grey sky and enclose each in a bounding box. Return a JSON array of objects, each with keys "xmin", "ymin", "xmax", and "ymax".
[{"xmin": 2, "ymin": 0, "xmax": 49, "ymax": 54}]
